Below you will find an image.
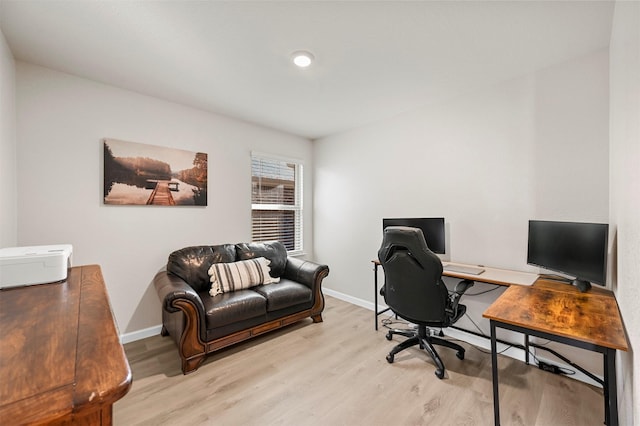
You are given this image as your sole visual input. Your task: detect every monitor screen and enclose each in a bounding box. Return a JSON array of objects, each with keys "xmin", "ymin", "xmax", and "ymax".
[
  {"xmin": 382, "ymin": 217, "xmax": 446, "ymax": 254},
  {"xmin": 527, "ymin": 220, "xmax": 608, "ymax": 286}
]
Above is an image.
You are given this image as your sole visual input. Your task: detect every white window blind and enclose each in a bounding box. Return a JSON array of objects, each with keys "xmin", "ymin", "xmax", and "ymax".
[{"xmin": 251, "ymin": 154, "xmax": 302, "ymax": 253}]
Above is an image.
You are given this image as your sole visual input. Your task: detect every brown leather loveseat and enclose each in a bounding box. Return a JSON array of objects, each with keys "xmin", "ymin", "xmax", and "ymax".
[{"xmin": 154, "ymin": 241, "xmax": 329, "ymax": 374}]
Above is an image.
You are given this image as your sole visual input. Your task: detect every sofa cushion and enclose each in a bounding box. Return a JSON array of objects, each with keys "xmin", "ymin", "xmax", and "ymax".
[
  {"xmin": 235, "ymin": 241, "xmax": 287, "ymax": 278},
  {"xmin": 167, "ymin": 244, "xmax": 237, "ymax": 293},
  {"xmin": 202, "ymin": 289, "xmax": 267, "ymax": 329},
  {"xmin": 253, "ymin": 278, "xmax": 312, "ymax": 312},
  {"xmin": 208, "ymin": 257, "xmax": 280, "ymax": 297}
]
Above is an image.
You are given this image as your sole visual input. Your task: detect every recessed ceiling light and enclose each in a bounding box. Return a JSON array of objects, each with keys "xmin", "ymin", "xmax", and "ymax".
[{"xmin": 292, "ymin": 51, "xmax": 314, "ymax": 68}]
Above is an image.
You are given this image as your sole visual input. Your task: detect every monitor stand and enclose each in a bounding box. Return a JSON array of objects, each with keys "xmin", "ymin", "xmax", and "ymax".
[{"xmin": 572, "ymin": 279, "xmax": 592, "ymax": 293}]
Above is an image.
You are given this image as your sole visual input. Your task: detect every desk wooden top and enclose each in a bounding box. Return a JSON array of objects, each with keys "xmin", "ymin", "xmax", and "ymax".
[
  {"xmin": 441, "ymin": 262, "xmax": 539, "ymax": 286},
  {"xmin": 483, "ymin": 279, "xmax": 628, "ymax": 351},
  {"xmin": 0, "ymin": 265, "xmax": 132, "ymax": 423},
  {"xmin": 373, "ymin": 259, "xmax": 539, "ymax": 286}
]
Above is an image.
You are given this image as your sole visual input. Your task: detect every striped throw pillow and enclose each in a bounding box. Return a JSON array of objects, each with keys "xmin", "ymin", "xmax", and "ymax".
[{"xmin": 208, "ymin": 257, "xmax": 280, "ymax": 297}]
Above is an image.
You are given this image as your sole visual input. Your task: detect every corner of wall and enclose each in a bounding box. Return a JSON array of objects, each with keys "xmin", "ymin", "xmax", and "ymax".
[{"xmin": 0, "ymin": 28, "xmax": 17, "ymax": 247}]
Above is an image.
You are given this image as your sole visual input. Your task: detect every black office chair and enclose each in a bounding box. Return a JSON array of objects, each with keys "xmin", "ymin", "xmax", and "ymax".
[{"xmin": 378, "ymin": 226, "xmax": 474, "ymax": 379}]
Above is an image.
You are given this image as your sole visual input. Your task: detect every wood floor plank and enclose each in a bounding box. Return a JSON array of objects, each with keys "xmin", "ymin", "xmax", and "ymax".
[{"xmin": 114, "ymin": 296, "xmax": 604, "ymax": 425}]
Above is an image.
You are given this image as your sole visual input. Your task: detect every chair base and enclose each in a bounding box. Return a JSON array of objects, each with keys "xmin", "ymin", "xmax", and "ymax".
[{"xmin": 385, "ymin": 325, "xmax": 465, "ymax": 379}]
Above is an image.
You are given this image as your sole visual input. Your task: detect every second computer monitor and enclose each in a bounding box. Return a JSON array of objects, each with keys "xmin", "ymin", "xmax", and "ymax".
[{"xmin": 382, "ymin": 217, "xmax": 446, "ymax": 254}]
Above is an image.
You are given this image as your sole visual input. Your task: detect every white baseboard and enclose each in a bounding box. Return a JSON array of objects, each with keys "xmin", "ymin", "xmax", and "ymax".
[
  {"xmin": 120, "ymin": 324, "xmax": 163, "ymax": 344},
  {"xmin": 325, "ymin": 288, "xmax": 602, "ymax": 388},
  {"xmin": 323, "ymin": 287, "xmax": 386, "ymax": 312}
]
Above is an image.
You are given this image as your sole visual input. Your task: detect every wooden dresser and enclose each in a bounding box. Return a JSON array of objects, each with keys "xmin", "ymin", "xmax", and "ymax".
[{"xmin": 0, "ymin": 265, "xmax": 132, "ymax": 425}]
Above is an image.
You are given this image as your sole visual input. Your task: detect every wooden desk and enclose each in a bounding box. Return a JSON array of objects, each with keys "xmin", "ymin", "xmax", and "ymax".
[
  {"xmin": 440, "ymin": 261, "xmax": 538, "ymax": 286},
  {"xmin": 372, "ymin": 259, "xmax": 538, "ymax": 329},
  {"xmin": 483, "ymin": 280, "xmax": 628, "ymax": 426},
  {"xmin": 0, "ymin": 265, "xmax": 132, "ymax": 425}
]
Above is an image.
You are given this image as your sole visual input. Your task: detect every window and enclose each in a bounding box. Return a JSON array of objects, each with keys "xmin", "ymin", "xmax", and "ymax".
[{"xmin": 251, "ymin": 153, "xmax": 303, "ymax": 254}]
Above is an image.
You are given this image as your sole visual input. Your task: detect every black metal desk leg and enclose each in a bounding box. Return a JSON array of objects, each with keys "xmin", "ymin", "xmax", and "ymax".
[
  {"xmin": 604, "ymin": 348, "xmax": 618, "ymax": 426},
  {"xmin": 490, "ymin": 320, "xmax": 501, "ymax": 426},
  {"xmin": 374, "ymin": 263, "xmax": 379, "ymax": 330}
]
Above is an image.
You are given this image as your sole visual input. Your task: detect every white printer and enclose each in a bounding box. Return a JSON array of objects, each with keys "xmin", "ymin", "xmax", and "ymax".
[{"xmin": 0, "ymin": 244, "xmax": 73, "ymax": 289}]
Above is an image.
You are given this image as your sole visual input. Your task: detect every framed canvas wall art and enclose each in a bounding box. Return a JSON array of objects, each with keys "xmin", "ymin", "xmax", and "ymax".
[{"xmin": 103, "ymin": 138, "xmax": 207, "ymax": 206}]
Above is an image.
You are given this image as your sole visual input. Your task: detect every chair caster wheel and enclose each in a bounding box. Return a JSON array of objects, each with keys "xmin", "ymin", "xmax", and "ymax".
[
  {"xmin": 456, "ymin": 351, "xmax": 465, "ymax": 360},
  {"xmin": 386, "ymin": 354, "xmax": 394, "ymax": 363},
  {"xmin": 435, "ymin": 369, "xmax": 444, "ymax": 379},
  {"xmin": 385, "ymin": 332, "xmax": 392, "ymax": 341}
]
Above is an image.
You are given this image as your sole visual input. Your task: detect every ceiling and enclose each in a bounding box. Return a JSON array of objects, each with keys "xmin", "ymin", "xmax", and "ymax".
[{"xmin": 0, "ymin": 1, "xmax": 615, "ymax": 140}]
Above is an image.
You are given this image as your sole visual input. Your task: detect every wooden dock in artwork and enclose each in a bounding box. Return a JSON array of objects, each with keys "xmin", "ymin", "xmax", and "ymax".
[{"xmin": 146, "ymin": 180, "xmax": 178, "ymax": 205}]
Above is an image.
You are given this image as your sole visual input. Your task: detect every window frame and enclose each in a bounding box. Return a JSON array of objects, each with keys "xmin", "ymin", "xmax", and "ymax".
[{"xmin": 250, "ymin": 151, "xmax": 304, "ymax": 255}]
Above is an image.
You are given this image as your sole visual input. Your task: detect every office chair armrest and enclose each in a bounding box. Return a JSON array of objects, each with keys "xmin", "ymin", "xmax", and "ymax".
[
  {"xmin": 447, "ymin": 279, "xmax": 474, "ymax": 318},
  {"xmin": 454, "ymin": 279, "xmax": 475, "ymax": 295}
]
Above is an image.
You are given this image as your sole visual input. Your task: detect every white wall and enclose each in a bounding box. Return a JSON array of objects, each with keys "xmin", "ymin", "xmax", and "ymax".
[
  {"xmin": 610, "ymin": 1, "xmax": 640, "ymax": 424},
  {"xmin": 15, "ymin": 63, "xmax": 314, "ymax": 336},
  {"xmin": 314, "ymin": 50, "xmax": 609, "ymax": 373},
  {"xmin": 315, "ymin": 49, "xmax": 609, "ymax": 299},
  {"xmin": 0, "ymin": 29, "xmax": 17, "ymax": 247}
]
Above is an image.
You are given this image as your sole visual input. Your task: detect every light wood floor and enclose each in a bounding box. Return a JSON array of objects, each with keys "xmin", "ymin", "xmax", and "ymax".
[{"xmin": 114, "ymin": 296, "xmax": 604, "ymax": 425}]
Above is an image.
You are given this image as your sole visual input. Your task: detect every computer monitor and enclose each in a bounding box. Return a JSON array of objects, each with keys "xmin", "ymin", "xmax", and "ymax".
[
  {"xmin": 382, "ymin": 217, "xmax": 446, "ymax": 254},
  {"xmin": 527, "ymin": 220, "xmax": 608, "ymax": 291}
]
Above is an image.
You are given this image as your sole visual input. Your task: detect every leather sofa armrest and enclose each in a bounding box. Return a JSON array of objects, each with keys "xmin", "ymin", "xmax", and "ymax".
[
  {"xmin": 153, "ymin": 268, "xmax": 206, "ymax": 318},
  {"xmin": 283, "ymin": 257, "xmax": 329, "ymax": 289},
  {"xmin": 154, "ymin": 268, "xmax": 208, "ymax": 372}
]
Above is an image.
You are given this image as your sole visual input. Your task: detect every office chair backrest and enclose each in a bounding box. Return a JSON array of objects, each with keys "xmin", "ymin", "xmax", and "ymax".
[{"xmin": 378, "ymin": 226, "xmax": 448, "ymax": 324}]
